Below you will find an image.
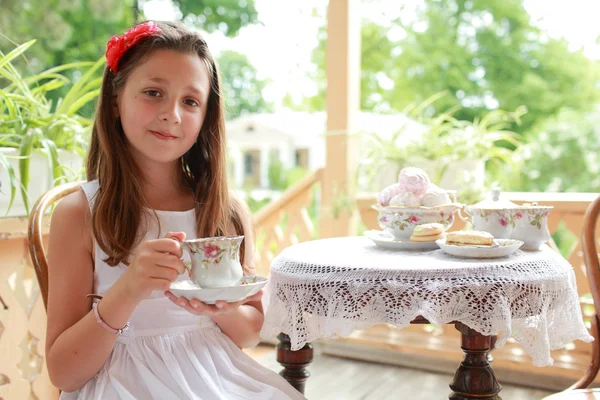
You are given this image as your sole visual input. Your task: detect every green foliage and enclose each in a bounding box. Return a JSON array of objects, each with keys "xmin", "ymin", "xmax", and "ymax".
[
  {"xmin": 0, "ymin": 40, "xmax": 102, "ymax": 213},
  {"xmin": 1, "ymin": 0, "xmax": 261, "ymax": 116},
  {"xmin": 1, "ymin": 0, "xmax": 136, "ymax": 116},
  {"xmin": 217, "ymin": 50, "xmax": 272, "ymax": 119},
  {"xmin": 267, "ymin": 159, "xmax": 309, "ymax": 191},
  {"xmin": 295, "ymin": 0, "xmax": 600, "ymax": 136},
  {"xmin": 267, "ymin": 159, "xmax": 287, "ymax": 190},
  {"xmin": 245, "ymin": 195, "xmax": 271, "ymax": 213},
  {"xmin": 176, "ymin": 0, "xmax": 259, "ymax": 36},
  {"xmin": 499, "ymin": 107, "xmax": 600, "ymax": 192},
  {"xmin": 360, "ymin": 93, "xmax": 524, "ymax": 189}
]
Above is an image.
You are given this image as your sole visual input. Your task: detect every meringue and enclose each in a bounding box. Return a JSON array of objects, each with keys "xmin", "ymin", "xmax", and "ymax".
[
  {"xmin": 421, "ymin": 185, "xmax": 451, "ymax": 207},
  {"xmin": 377, "ymin": 183, "xmax": 403, "ymax": 206},
  {"xmin": 389, "ymin": 191, "xmax": 421, "ymax": 207},
  {"xmin": 397, "ymin": 167, "xmax": 430, "ymax": 197}
]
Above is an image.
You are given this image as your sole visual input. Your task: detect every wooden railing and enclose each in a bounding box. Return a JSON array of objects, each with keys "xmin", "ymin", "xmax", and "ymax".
[
  {"xmin": 252, "ymin": 168, "xmax": 323, "ymax": 277},
  {"xmin": 0, "ymin": 215, "xmax": 56, "ymax": 400}
]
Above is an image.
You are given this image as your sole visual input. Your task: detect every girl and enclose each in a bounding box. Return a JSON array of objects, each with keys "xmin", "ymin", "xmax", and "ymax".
[{"xmin": 46, "ymin": 20, "xmax": 306, "ymax": 400}]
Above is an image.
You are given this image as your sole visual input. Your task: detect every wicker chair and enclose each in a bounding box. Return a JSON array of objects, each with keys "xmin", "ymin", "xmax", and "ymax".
[{"xmin": 28, "ymin": 181, "xmax": 83, "ymax": 309}]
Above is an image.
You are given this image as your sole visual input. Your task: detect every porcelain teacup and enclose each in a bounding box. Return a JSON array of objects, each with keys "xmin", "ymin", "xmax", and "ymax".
[{"xmin": 181, "ymin": 236, "xmax": 244, "ymax": 288}]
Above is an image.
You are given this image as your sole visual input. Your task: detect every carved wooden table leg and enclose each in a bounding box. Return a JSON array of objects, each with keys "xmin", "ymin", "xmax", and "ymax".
[
  {"xmin": 487, "ymin": 335, "xmax": 497, "ymax": 364},
  {"xmin": 449, "ymin": 322, "xmax": 502, "ymax": 400},
  {"xmin": 276, "ymin": 333, "xmax": 314, "ymax": 394}
]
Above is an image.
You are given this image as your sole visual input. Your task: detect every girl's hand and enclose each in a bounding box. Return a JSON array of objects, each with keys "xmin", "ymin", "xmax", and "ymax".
[
  {"xmin": 164, "ymin": 290, "xmax": 263, "ymax": 316},
  {"xmin": 118, "ymin": 231, "xmax": 187, "ymax": 303}
]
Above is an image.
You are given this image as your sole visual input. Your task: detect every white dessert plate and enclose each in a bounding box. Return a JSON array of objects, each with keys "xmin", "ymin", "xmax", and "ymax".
[
  {"xmin": 169, "ymin": 276, "xmax": 267, "ymax": 304},
  {"xmin": 436, "ymin": 238, "xmax": 524, "ymax": 259},
  {"xmin": 364, "ymin": 230, "xmax": 440, "ymax": 251}
]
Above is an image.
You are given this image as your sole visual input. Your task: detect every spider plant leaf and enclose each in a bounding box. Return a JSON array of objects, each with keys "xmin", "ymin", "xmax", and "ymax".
[
  {"xmin": 66, "ymin": 89, "xmax": 101, "ymax": 116},
  {"xmin": 39, "ymin": 137, "xmax": 61, "ymax": 185},
  {"xmin": 0, "ymin": 150, "xmax": 17, "ymax": 215},
  {"xmin": 18, "ymin": 129, "xmax": 40, "ymax": 214},
  {"xmin": 39, "ymin": 61, "xmax": 95, "ymax": 76},
  {"xmin": 57, "ymin": 57, "xmax": 104, "ymax": 115},
  {"xmin": 0, "ymin": 89, "xmax": 18, "ymax": 119},
  {"xmin": 0, "ymin": 40, "xmax": 36, "ymax": 70},
  {"xmin": 30, "ymin": 77, "xmax": 69, "ymax": 96}
]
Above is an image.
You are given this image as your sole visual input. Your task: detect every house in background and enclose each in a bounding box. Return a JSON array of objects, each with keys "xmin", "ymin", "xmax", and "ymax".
[{"xmin": 226, "ymin": 110, "xmax": 422, "ymax": 191}]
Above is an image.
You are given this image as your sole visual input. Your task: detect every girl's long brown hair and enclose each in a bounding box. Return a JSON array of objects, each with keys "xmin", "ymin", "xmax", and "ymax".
[{"xmin": 87, "ymin": 21, "xmax": 250, "ymax": 270}]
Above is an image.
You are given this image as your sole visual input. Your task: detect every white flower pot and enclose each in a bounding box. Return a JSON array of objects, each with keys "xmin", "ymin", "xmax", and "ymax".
[{"xmin": 0, "ymin": 147, "xmax": 84, "ymax": 217}]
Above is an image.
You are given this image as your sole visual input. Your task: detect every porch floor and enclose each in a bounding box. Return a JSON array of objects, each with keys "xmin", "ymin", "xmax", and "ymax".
[{"xmin": 246, "ymin": 345, "xmax": 554, "ymax": 399}]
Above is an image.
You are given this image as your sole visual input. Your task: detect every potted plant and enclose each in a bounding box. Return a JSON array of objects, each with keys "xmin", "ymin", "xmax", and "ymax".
[
  {"xmin": 0, "ymin": 40, "xmax": 102, "ymax": 216},
  {"xmin": 358, "ymin": 93, "xmax": 525, "ymax": 204}
]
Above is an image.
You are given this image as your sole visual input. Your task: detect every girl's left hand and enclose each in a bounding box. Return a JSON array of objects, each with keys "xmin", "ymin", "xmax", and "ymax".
[{"xmin": 164, "ymin": 290, "xmax": 263, "ymax": 316}]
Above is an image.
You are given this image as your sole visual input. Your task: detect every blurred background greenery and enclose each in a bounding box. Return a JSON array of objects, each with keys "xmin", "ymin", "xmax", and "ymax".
[{"xmin": 1, "ymin": 0, "xmax": 599, "ymax": 204}]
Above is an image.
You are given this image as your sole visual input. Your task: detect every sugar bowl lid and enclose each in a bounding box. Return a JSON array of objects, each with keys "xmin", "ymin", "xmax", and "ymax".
[{"xmin": 471, "ymin": 188, "xmax": 519, "ymax": 210}]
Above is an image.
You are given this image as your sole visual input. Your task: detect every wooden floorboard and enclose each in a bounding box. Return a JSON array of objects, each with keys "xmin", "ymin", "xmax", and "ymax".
[{"xmin": 248, "ymin": 345, "xmax": 554, "ymax": 400}]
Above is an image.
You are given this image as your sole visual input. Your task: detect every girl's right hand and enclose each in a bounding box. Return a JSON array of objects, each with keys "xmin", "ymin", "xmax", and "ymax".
[{"xmin": 119, "ymin": 231, "xmax": 187, "ymax": 303}]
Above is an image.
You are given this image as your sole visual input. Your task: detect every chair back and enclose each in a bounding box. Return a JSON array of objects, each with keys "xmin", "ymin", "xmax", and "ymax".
[
  {"xmin": 27, "ymin": 181, "xmax": 83, "ymax": 310},
  {"xmin": 571, "ymin": 194, "xmax": 600, "ymax": 389}
]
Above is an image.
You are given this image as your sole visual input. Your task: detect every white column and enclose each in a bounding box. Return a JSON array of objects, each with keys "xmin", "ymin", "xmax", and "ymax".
[
  {"xmin": 279, "ymin": 144, "xmax": 293, "ymax": 170},
  {"xmin": 233, "ymin": 147, "xmax": 244, "ymax": 189},
  {"xmin": 319, "ymin": 0, "xmax": 361, "ymax": 238},
  {"xmin": 259, "ymin": 147, "xmax": 270, "ymax": 188}
]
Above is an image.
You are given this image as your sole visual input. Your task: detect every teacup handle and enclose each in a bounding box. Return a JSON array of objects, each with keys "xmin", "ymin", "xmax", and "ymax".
[
  {"xmin": 456, "ymin": 206, "xmax": 472, "ymax": 223},
  {"xmin": 168, "ymin": 236, "xmax": 191, "ymax": 273}
]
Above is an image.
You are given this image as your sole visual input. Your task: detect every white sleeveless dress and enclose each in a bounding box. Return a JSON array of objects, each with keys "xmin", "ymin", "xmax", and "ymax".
[{"xmin": 60, "ymin": 181, "xmax": 306, "ymax": 400}]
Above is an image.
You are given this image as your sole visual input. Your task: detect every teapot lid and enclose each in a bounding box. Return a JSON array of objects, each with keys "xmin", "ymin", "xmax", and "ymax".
[{"xmin": 472, "ymin": 188, "xmax": 519, "ymax": 209}]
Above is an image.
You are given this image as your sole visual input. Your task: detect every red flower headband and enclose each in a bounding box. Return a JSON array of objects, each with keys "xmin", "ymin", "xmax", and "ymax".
[{"xmin": 105, "ymin": 22, "xmax": 162, "ymax": 74}]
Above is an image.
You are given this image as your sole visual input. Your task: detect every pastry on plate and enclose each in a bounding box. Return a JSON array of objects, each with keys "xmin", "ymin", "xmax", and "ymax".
[
  {"xmin": 445, "ymin": 231, "xmax": 494, "ymax": 246},
  {"xmin": 410, "ymin": 223, "xmax": 445, "ymax": 242}
]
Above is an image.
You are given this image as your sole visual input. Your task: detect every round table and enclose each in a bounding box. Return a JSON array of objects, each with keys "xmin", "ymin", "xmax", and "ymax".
[{"xmin": 261, "ymin": 236, "xmax": 593, "ymax": 399}]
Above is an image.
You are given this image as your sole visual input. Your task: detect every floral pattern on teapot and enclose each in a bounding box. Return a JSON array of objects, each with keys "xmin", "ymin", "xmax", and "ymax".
[{"xmin": 472, "ymin": 209, "xmax": 518, "ymax": 229}]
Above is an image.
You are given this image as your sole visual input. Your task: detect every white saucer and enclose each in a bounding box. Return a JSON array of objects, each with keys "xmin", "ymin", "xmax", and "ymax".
[
  {"xmin": 169, "ymin": 276, "xmax": 267, "ymax": 304},
  {"xmin": 436, "ymin": 238, "xmax": 524, "ymax": 259},
  {"xmin": 364, "ymin": 230, "xmax": 440, "ymax": 251}
]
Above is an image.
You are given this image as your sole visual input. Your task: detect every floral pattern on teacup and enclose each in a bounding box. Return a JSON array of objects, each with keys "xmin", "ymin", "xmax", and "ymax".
[
  {"xmin": 186, "ymin": 240, "xmax": 241, "ymax": 269},
  {"xmin": 378, "ymin": 213, "xmax": 421, "ymax": 231},
  {"xmin": 379, "ymin": 211, "xmax": 453, "ymax": 231}
]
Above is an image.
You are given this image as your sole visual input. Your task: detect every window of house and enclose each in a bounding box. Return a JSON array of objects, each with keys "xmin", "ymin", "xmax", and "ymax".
[
  {"xmin": 244, "ymin": 152, "xmax": 253, "ymax": 176},
  {"xmin": 295, "ymin": 148, "xmax": 309, "ymax": 168}
]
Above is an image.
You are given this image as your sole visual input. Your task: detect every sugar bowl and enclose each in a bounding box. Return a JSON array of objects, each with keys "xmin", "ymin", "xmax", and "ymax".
[{"xmin": 460, "ymin": 189, "xmax": 553, "ymax": 250}]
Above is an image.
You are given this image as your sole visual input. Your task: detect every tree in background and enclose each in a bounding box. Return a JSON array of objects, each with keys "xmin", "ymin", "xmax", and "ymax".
[
  {"xmin": 501, "ymin": 107, "xmax": 600, "ymax": 193},
  {"xmin": 217, "ymin": 50, "xmax": 272, "ymax": 119},
  {"xmin": 0, "ymin": 0, "xmax": 268, "ymax": 117},
  {"xmin": 1, "ymin": 0, "xmax": 258, "ymax": 70},
  {"xmin": 291, "ymin": 0, "xmax": 600, "ymax": 136}
]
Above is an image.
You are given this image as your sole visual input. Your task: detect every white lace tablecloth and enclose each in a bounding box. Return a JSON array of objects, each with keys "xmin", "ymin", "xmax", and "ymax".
[{"xmin": 261, "ymin": 236, "xmax": 593, "ymax": 367}]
